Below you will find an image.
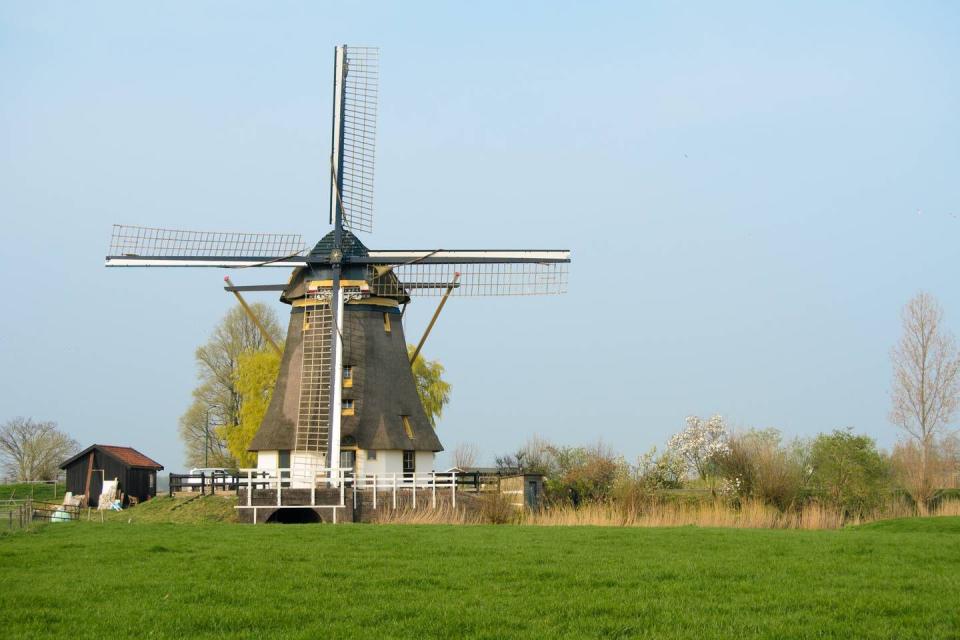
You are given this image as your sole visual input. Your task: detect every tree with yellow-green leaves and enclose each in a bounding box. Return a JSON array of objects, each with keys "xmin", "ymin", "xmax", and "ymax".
[
  {"xmin": 408, "ymin": 345, "xmax": 452, "ymax": 428},
  {"xmin": 222, "ymin": 348, "xmax": 283, "ymax": 467},
  {"xmin": 178, "ymin": 303, "xmax": 283, "ymax": 468}
]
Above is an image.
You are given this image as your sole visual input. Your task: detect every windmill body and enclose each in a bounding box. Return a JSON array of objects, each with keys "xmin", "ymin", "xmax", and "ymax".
[{"xmin": 105, "ymin": 45, "xmax": 570, "ymax": 493}]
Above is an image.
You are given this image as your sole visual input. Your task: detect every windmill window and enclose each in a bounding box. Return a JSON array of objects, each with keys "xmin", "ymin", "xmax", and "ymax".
[
  {"xmin": 343, "ymin": 366, "xmax": 353, "ymax": 388},
  {"xmin": 342, "ymin": 399, "xmax": 355, "ymax": 416},
  {"xmin": 366, "ymin": 450, "xmax": 377, "ymax": 461},
  {"xmin": 383, "ymin": 312, "xmax": 392, "ymax": 333},
  {"xmin": 403, "ymin": 450, "xmax": 416, "ymax": 474}
]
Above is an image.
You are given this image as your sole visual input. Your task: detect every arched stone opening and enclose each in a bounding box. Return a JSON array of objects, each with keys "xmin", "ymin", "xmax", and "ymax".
[{"xmin": 266, "ymin": 508, "xmax": 322, "ymax": 524}]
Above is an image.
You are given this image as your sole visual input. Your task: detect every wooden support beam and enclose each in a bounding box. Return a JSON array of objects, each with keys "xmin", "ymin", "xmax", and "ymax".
[
  {"xmin": 83, "ymin": 452, "xmax": 94, "ymax": 506},
  {"xmin": 410, "ymin": 273, "xmax": 460, "ymax": 364},
  {"xmin": 223, "ymin": 276, "xmax": 282, "ymax": 355}
]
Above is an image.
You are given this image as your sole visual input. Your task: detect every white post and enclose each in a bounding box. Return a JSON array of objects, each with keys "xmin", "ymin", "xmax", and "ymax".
[
  {"xmin": 392, "ymin": 473, "xmax": 397, "ymax": 510},
  {"xmin": 246, "ymin": 471, "xmax": 252, "ymax": 507},
  {"xmin": 412, "ymin": 475, "xmax": 417, "ymax": 509},
  {"xmin": 373, "ymin": 474, "xmax": 377, "ymax": 510},
  {"xmin": 452, "ymin": 472, "xmax": 456, "ymax": 508},
  {"xmin": 328, "ymin": 291, "xmax": 345, "ymax": 486},
  {"xmin": 277, "ymin": 471, "xmax": 282, "ymax": 507},
  {"xmin": 311, "ymin": 479, "xmax": 316, "ymax": 507},
  {"xmin": 432, "ymin": 473, "xmax": 437, "ymax": 509},
  {"xmin": 339, "ymin": 470, "xmax": 345, "ymax": 506}
]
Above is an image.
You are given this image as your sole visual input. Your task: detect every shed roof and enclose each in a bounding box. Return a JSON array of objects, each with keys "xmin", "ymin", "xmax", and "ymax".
[{"xmin": 60, "ymin": 444, "xmax": 164, "ymax": 470}]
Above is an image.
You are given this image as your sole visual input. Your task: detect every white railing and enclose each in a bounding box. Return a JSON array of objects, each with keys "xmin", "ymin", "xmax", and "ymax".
[
  {"xmin": 237, "ymin": 467, "xmax": 354, "ymax": 508},
  {"xmin": 352, "ymin": 472, "xmax": 457, "ymax": 510},
  {"xmin": 235, "ymin": 469, "xmax": 458, "ymax": 518}
]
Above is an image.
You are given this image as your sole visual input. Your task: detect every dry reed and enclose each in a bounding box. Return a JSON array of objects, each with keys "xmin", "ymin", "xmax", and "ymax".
[{"xmin": 373, "ymin": 497, "xmax": 960, "ymax": 530}]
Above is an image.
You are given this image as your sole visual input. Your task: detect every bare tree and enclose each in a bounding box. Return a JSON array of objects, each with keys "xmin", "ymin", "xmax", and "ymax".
[
  {"xmin": 890, "ymin": 292, "xmax": 960, "ymax": 506},
  {"xmin": 0, "ymin": 418, "xmax": 79, "ymax": 481},
  {"xmin": 451, "ymin": 443, "xmax": 480, "ymax": 469}
]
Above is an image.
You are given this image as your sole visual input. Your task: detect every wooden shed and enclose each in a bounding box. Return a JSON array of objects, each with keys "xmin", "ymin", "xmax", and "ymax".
[
  {"xmin": 60, "ymin": 445, "xmax": 164, "ymax": 507},
  {"xmin": 499, "ymin": 473, "xmax": 545, "ymax": 510}
]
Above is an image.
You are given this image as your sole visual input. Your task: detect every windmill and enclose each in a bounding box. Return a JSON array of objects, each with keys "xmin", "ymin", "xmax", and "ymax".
[{"xmin": 106, "ymin": 45, "xmax": 570, "ymax": 487}]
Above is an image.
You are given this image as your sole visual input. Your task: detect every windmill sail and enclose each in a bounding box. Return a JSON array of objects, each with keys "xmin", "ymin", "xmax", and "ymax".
[
  {"xmin": 105, "ymin": 225, "xmax": 306, "ymax": 267},
  {"xmin": 296, "ymin": 301, "xmax": 334, "ymax": 452},
  {"xmin": 330, "ymin": 45, "xmax": 378, "ymax": 234},
  {"xmin": 363, "ymin": 249, "xmax": 571, "ymax": 297}
]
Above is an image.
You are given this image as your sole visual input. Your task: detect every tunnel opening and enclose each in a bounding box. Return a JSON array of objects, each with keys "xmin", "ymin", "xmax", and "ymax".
[{"xmin": 266, "ymin": 508, "xmax": 322, "ymax": 524}]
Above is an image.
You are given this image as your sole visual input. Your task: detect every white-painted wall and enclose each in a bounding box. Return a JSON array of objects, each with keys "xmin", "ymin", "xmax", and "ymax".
[
  {"xmin": 354, "ymin": 450, "xmax": 436, "ymax": 475},
  {"xmin": 415, "ymin": 451, "xmax": 436, "ymax": 473},
  {"xmin": 256, "ymin": 450, "xmax": 278, "ymax": 471}
]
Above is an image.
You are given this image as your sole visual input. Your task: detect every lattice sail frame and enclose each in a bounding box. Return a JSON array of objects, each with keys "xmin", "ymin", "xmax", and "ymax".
[
  {"xmin": 334, "ymin": 46, "xmax": 378, "ymax": 234},
  {"xmin": 108, "ymin": 225, "xmax": 306, "ymax": 258},
  {"xmin": 295, "ymin": 297, "xmax": 333, "ymax": 453},
  {"xmin": 294, "ymin": 285, "xmax": 365, "ymax": 454},
  {"xmin": 370, "ymin": 261, "xmax": 569, "ymax": 297}
]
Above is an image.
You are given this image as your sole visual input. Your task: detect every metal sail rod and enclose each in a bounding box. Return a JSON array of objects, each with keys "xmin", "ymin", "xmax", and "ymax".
[
  {"xmin": 410, "ymin": 272, "xmax": 460, "ymax": 364},
  {"xmin": 223, "ymin": 276, "xmax": 282, "ymax": 355},
  {"xmin": 324, "ymin": 44, "xmax": 348, "ymax": 477}
]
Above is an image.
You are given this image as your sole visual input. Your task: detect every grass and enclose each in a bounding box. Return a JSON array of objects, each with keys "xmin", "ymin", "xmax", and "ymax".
[
  {"xmin": 2, "ymin": 518, "xmax": 960, "ymax": 639},
  {"xmin": 0, "ymin": 482, "xmax": 60, "ymax": 503}
]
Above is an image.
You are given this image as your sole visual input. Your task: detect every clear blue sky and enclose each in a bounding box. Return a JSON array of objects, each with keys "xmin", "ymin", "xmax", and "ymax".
[{"xmin": 1, "ymin": 2, "xmax": 958, "ymax": 472}]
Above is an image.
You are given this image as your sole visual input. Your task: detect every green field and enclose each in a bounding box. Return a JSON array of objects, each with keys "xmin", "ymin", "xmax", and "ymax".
[{"xmin": 1, "ymin": 517, "xmax": 959, "ymax": 639}]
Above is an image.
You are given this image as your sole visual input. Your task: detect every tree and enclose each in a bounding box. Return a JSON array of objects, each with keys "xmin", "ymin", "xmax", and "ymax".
[
  {"xmin": 407, "ymin": 345, "xmax": 452, "ymax": 428},
  {"xmin": 668, "ymin": 415, "xmax": 730, "ymax": 481},
  {"xmin": 223, "ymin": 348, "xmax": 282, "ymax": 468},
  {"xmin": 0, "ymin": 418, "xmax": 79, "ymax": 481},
  {"xmin": 890, "ymin": 292, "xmax": 960, "ymax": 505},
  {"xmin": 179, "ymin": 304, "xmax": 284, "ymax": 467},
  {"xmin": 451, "ymin": 442, "xmax": 480, "ymax": 469},
  {"xmin": 809, "ymin": 429, "xmax": 888, "ymax": 516}
]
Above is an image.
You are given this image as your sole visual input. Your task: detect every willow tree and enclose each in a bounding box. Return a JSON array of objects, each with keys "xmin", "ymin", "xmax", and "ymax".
[
  {"xmin": 179, "ymin": 303, "xmax": 283, "ymax": 468},
  {"xmin": 224, "ymin": 348, "xmax": 282, "ymax": 467},
  {"xmin": 407, "ymin": 345, "xmax": 452, "ymax": 428}
]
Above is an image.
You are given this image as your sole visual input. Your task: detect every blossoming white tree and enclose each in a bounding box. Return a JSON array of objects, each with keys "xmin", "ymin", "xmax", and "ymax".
[{"xmin": 668, "ymin": 415, "xmax": 730, "ymax": 481}]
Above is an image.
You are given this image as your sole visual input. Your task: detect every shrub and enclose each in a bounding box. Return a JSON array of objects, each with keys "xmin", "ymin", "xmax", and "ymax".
[
  {"xmin": 545, "ymin": 443, "xmax": 627, "ymax": 506},
  {"xmin": 808, "ymin": 429, "xmax": 889, "ymax": 516},
  {"xmin": 716, "ymin": 429, "xmax": 808, "ymax": 510},
  {"xmin": 890, "ymin": 437, "xmax": 959, "ymax": 511},
  {"xmin": 479, "ymin": 492, "xmax": 517, "ymax": 524}
]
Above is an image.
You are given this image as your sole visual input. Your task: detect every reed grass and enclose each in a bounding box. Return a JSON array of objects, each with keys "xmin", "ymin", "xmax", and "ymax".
[{"xmin": 374, "ymin": 496, "xmax": 960, "ymax": 530}]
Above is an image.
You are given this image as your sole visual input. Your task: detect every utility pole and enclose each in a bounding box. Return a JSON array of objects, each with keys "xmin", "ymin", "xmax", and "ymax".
[{"xmin": 204, "ymin": 409, "xmax": 210, "ymax": 468}]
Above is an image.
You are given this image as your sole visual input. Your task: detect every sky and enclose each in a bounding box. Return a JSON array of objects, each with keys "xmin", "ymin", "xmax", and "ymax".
[{"xmin": 1, "ymin": 2, "xmax": 958, "ymax": 472}]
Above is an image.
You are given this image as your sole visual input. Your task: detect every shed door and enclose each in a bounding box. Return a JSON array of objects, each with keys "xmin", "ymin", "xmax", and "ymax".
[{"xmin": 525, "ymin": 479, "xmax": 539, "ymax": 509}]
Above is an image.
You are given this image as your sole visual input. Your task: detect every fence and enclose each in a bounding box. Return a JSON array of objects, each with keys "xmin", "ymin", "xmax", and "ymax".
[
  {"xmin": 234, "ymin": 468, "xmax": 460, "ymax": 520},
  {"xmin": 353, "ymin": 472, "xmax": 458, "ymax": 510},
  {"xmin": 1, "ymin": 498, "xmax": 79, "ymax": 530},
  {"xmin": 169, "ymin": 472, "xmax": 249, "ymax": 496}
]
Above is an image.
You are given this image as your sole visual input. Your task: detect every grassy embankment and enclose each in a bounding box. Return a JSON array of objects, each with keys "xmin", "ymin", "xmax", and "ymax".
[
  {"xmin": 0, "ymin": 483, "xmax": 60, "ymax": 502},
  {"xmin": 1, "ymin": 515, "xmax": 959, "ymax": 639}
]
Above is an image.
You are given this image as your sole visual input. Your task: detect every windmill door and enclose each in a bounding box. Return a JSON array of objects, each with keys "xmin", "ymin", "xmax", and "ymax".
[{"xmin": 339, "ymin": 450, "xmax": 356, "ymax": 477}]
